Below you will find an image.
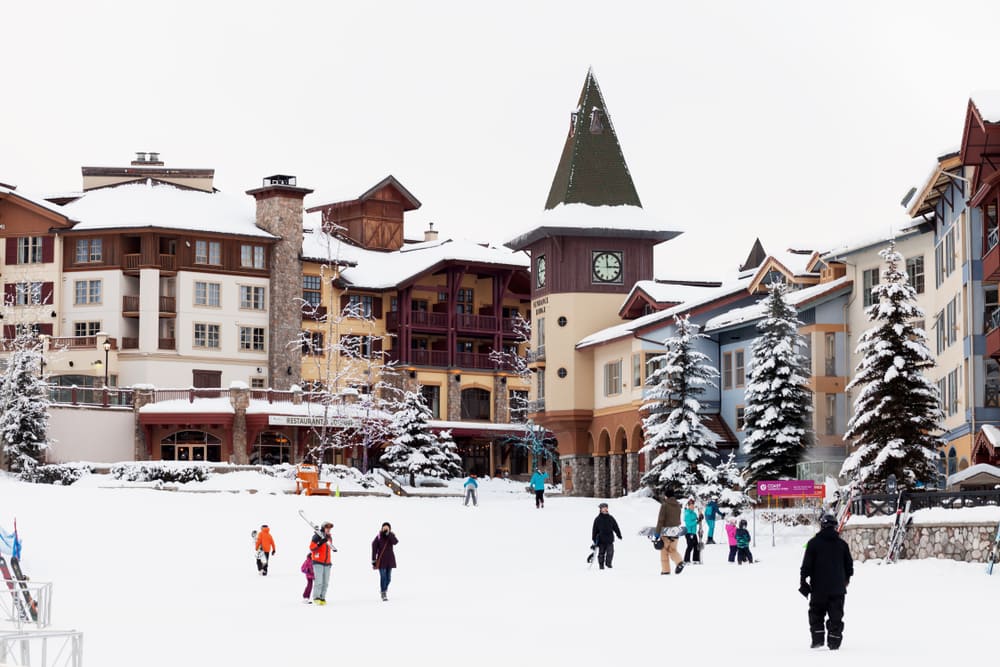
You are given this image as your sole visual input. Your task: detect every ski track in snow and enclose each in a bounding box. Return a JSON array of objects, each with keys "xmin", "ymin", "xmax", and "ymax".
[{"xmin": 1, "ymin": 476, "xmax": 997, "ymax": 665}]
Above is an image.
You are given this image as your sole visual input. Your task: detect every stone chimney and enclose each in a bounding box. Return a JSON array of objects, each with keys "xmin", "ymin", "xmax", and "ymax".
[
  {"xmin": 247, "ymin": 175, "xmax": 314, "ymax": 390},
  {"xmin": 424, "ymin": 222, "xmax": 439, "ymax": 242}
]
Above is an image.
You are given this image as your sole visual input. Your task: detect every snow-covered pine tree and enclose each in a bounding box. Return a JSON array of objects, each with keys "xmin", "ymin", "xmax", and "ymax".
[
  {"xmin": 0, "ymin": 328, "xmax": 51, "ymax": 476},
  {"xmin": 742, "ymin": 281, "xmax": 813, "ymax": 484},
  {"xmin": 433, "ymin": 428, "xmax": 464, "ymax": 479},
  {"xmin": 840, "ymin": 242, "xmax": 942, "ymax": 492},
  {"xmin": 381, "ymin": 390, "xmax": 460, "ymax": 486},
  {"xmin": 639, "ymin": 315, "xmax": 721, "ymax": 497},
  {"xmin": 712, "ymin": 451, "xmax": 754, "ymax": 512}
]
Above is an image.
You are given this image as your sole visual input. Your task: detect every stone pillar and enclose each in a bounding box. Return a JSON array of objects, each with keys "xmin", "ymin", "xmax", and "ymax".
[
  {"xmin": 609, "ymin": 454, "xmax": 623, "ymax": 497},
  {"xmin": 132, "ymin": 386, "xmax": 155, "ymax": 460},
  {"xmin": 626, "ymin": 452, "xmax": 640, "ymax": 493},
  {"xmin": 493, "ymin": 377, "xmax": 509, "ymax": 423},
  {"xmin": 593, "ymin": 455, "xmax": 609, "ymax": 498},
  {"xmin": 560, "ymin": 454, "xmax": 594, "ymax": 496},
  {"xmin": 246, "ymin": 178, "xmax": 313, "ymax": 390},
  {"xmin": 447, "ymin": 375, "xmax": 462, "ymax": 420},
  {"xmin": 230, "ymin": 385, "xmax": 250, "ymax": 465}
]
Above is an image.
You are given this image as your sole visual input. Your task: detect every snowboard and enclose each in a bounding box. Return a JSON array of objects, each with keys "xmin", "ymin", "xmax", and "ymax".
[
  {"xmin": 884, "ymin": 498, "xmax": 912, "ymax": 564},
  {"xmin": 252, "ymin": 530, "xmax": 266, "ymax": 569},
  {"xmin": 586, "ymin": 543, "xmax": 598, "ymax": 567},
  {"xmin": 0, "ymin": 554, "xmax": 30, "ymax": 622},
  {"xmin": 987, "ymin": 520, "xmax": 1000, "ymax": 575},
  {"xmin": 9, "ymin": 557, "xmax": 37, "ymax": 622}
]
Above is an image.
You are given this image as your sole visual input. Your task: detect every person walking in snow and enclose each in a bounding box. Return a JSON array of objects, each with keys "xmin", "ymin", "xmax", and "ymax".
[
  {"xmin": 254, "ymin": 524, "xmax": 276, "ymax": 576},
  {"xmin": 704, "ymin": 496, "xmax": 725, "ymax": 544},
  {"xmin": 371, "ymin": 522, "xmax": 398, "ymax": 601},
  {"xmin": 309, "ymin": 521, "xmax": 335, "ymax": 605},
  {"xmin": 800, "ymin": 513, "xmax": 854, "ymax": 651},
  {"xmin": 463, "ymin": 474, "xmax": 479, "ymax": 507},
  {"xmin": 656, "ymin": 489, "xmax": 685, "ymax": 575},
  {"xmin": 591, "ymin": 502, "xmax": 623, "ymax": 570},
  {"xmin": 735, "ymin": 519, "xmax": 753, "ymax": 564},
  {"xmin": 530, "ymin": 468, "xmax": 549, "ymax": 508},
  {"xmin": 300, "ymin": 553, "xmax": 315, "ymax": 603},
  {"xmin": 725, "ymin": 515, "xmax": 739, "ymax": 563},
  {"xmin": 683, "ymin": 499, "xmax": 702, "ymax": 564}
]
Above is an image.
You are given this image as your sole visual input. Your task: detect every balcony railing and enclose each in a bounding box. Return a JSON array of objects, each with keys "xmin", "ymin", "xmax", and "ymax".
[
  {"xmin": 46, "ymin": 336, "xmax": 118, "ymax": 350},
  {"xmin": 159, "ymin": 337, "xmax": 176, "ymax": 350},
  {"xmin": 527, "ymin": 346, "xmax": 546, "ymax": 363},
  {"xmin": 159, "ymin": 296, "xmax": 176, "ymax": 313},
  {"xmin": 455, "ymin": 351, "xmax": 499, "ymax": 370},
  {"xmin": 456, "ymin": 313, "xmax": 498, "ymax": 332},
  {"xmin": 984, "ymin": 227, "xmax": 1000, "ymax": 282},
  {"xmin": 410, "ymin": 311, "xmax": 449, "ymax": 329},
  {"xmin": 410, "ymin": 349, "xmax": 450, "ymax": 367},
  {"xmin": 990, "ymin": 309, "xmax": 1000, "ymax": 332},
  {"xmin": 47, "ymin": 385, "xmax": 134, "ymax": 407},
  {"xmin": 123, "ymin": 253, "xmax": 177, "ymax": 272},
  {"xmin": 527, "ymin": 398, "xmax": 546, "ymax": 413},
  {"xmin": 989, "ymin": 227, "xmax": 999, "ymax": 252},
  {"xmin": 122, "ymin": 337, "xmax": 138, "ymax": 349},
  {"xmin": 123, "ymin": 295, "xmax": 140, "ymax": 313}
]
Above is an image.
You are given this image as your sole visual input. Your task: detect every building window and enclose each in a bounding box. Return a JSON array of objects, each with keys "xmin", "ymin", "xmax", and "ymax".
[
  {"xmin": 240, "ymin": 244, "xmax": 265, "ymax": 269},
  {"xmin": 194, "ymin": 282, "xmax": 221, "ymax": 307},
  {"xmin": 239, "ymin": 326, "xmax": 265, "ymax": 351},
  {"xmin": 632, "ymin": 353, "xmax": 642, "ymax": 388},
  {"xmin": 456, "ymin": 288, "xmax": 474, "ymax": 314},
  {"xmin": 537, "ymin": 318, "xmax": 545, "ymax": 347},
  {"xmin": 722, "ymin": 352, "xmax": 733, "ymax": 390},
  {"xmin": 946, "ymin": 296, "xmax": 959, "ymax": 346},
  {"xmin": 240, "ymin": 285, "xmax": 266, "ymax": 310},
  {"xmin": 537, "ymin": 367, "xmax": 546, "ymax": 400},
  {"xmin": 986, "ymin": 285, "xmax": 999, "ymax": 331},
  {"xmin": 73, "ymin": 280, "xmax": 101, "ymax": 305},
  {"xmin": 947, "ymin": 368, "xmax": 960, "ymax": 417},
  {"xmin": 863, "ymin": 268, "xmax": 879, "ymax": 308},
  {"xmin": 735, "ymin": 406, "xmax": 745, "ymax": 431},
  {"xmin": 604, "ymin": 359, "xmax": 623, "ymax": 396},
  {"xmin": 645, "ymin": 353, "xmax": 665, "ymax": 381},
  {"xmin": 301, "ymin": 331, "xmax": 324, "ymax": 355},
  {"xmin": 421, "ymin": 385, "xmax": 441, "ymax": 419},
  {"xmin": 460, "ymin": 388, "xmax": 491, "ymax": 421},
  {"xmin": 456, "ymin": 340, "xmax": 474, "ymax": 354},
  {"xmin": 194, "ymin": 323, "xmax": 221, "ymax": 349},
  {"xmin": 14, "ymin": 282, "xmax": 43, "ymax": 306},
  {"xmin": 341, "ymin": 335, "xmax": 374, "ymax": 358},
  {"xmin": 935, "ymin": 310, "xmax": 946, "ymax": 355},
  {"xmin": 195, "ymin": 240, "xmax": 221, "ymax": 265},
  {"xmin": 937, "ymin": 377, "xmax": 947, "ymax": 414},
  {"xmin": 17, "ymin": 237, "xmax": 44, "ymax": 264},
  {"xmin": 390, "ymin": 297, "xmax": 398, "ymax": 312},
  {"xmin": 825, "ymin": 393, "xmax": 837, "ymax": 436},
  {"xmin": 946, "ymin": 227, "xmax": 956, "ymax": 276},
  {"xmin": 302, "ymin": 275, "xmax": 322, "ymax": 307},
  {"xmin": 735, "ymin": 349, "xmax": 746, "ymax": 387},
  {"xmin": 347, "ymin": 295, "xmax": 374, "ymax": 318},
  {"xmin": 824, "ymin": 333, "xmax": 836, "ymax": 376},
  {"xmin": 74, "ymin": 321, "xmax": 101, "ymax": 337},
  {"xmin": 74, "ymin": 239, "xmax": 102, "ymax": 264},
  {"xmin": 250, "ymin": 377, "xmax": 266, "ymax": 389},
  {"xmin": 906, "ymin": 256, "xmax": 925, "ymax": 294}
]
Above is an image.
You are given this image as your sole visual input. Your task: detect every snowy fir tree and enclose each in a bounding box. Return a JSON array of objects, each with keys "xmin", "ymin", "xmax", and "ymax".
[
  {"xmin": 742, "ymin": 281, "xmax": 813, "ymax": 484},
  {"xmin": 639, "ymin": 315, "xmax": 720, "ymax": 497},
  {"xmin": 381, "ymin": 390, "xmax": 460, "ymax": 486},
  {"xmin": 433, "ymin": 428, "xmax": 464, "ymax": 479},
  {"xmin": 840, "ymin": 242, "xmax": 942, "ymax": 492},
  {"xmin": 0, "ymin": 328, "xmax": 51, "ymax": 476},
  {"xmin": 698, "ymin": 451, "xmax": 753, "ymax": 512}
]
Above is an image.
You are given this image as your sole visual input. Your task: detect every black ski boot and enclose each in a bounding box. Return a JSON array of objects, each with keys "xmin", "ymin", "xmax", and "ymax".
[
  {"xmin": 810, "ymin": 631, "xmax": 825, "ymax": 649},
  {"xmin": 827, "ymin": 633, "xmax": 842, "ymax": 651}
]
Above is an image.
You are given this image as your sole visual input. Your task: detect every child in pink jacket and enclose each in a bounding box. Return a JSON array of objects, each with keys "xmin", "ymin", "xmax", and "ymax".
[
  {"xmin": 301, "ymin": 554, "xmax": 315, "ymax": 603},
  {"xmin": 725, "ymin": 516, "xmax": 738, "ymax": 563}
]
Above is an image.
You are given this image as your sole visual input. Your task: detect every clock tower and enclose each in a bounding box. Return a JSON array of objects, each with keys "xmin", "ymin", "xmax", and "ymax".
[{"xmin": 506, "ymin": 68, "xmax": 681, "ymax": 495}]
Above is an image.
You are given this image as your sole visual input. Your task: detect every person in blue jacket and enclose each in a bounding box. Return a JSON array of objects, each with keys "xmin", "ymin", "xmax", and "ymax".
[
  {"xmin": 530, "ymin": 468, "xmax": 549, "ymax": 508},
  {"xmin": 704, "ymin": 496, "xmax": 726, "ymax": 544},
  {"xmin": 463, "ymin": 474, "xmax": 479, "ymax": 507},
  {"xmin": 683, "ymin": 498, "xmax": 702, "ymax": 563}
]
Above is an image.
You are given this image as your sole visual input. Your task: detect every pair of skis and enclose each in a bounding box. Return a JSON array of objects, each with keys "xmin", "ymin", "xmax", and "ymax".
[
  {"xmin": 0, "ymin": 554, "xmax": 37, "ymax": 622},
  {"xmin": 884, "ymin": 494, "xmax": 912, "ymax": 564},
  {"xmin": 986, "ymin": 520, "xmax": 1000, "ymax": 576},
  {"xmin": 298, "ymin": 510, "xmax": 337, "ymax": 552}
]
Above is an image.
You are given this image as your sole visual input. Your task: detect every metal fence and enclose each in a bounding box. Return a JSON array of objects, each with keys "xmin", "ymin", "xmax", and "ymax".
[
  {"xmin": 0, "ymin": 629, "xmax": 82, "ymax": 667},
  {"xmin": 0, "ymin": 580, "xmax": 52, "ymax": 629},
  {"xmin": 851, "ymin": 489, "xmax": 1000, "ymax": 517}
]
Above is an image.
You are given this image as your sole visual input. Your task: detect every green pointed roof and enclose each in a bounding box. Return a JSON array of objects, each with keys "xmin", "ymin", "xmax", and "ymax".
[{"xmin": 544, "ymin": 68, "xmax": 642, "ymax": 209}]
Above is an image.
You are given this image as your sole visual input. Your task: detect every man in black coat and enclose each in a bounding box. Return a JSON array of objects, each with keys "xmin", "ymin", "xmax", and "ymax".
[
  {"xmin": 591, "ymin": 503, "xmax": 623, "ymax": 570},
  {"xmin": 800, "ymin": 513, "xmax": 854, "ymax": 650}
]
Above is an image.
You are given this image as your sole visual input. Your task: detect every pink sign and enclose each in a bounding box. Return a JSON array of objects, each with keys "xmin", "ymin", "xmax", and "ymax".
[{"xmin": 756, "ymin": 480, "xmax": 816, "ymax": 497}]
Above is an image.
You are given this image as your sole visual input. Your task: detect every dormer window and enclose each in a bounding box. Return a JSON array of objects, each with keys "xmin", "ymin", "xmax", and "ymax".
[{"xmin": 589, "ymin": 107, "xmax": 604, "ymax": 134}]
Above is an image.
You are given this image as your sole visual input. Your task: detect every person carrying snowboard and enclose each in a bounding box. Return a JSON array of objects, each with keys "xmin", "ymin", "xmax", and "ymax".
[
  {"xmin": 683, "ymin": 499, "xmax": 702, "ymax": 564},
  {"xmin": 371, "ymin": 522, "xmax": 399, "ymax": 601},
  {"xmin": 463, "ymin": 474, "xmax": 479, "ymax": 507},
  {"xmin": 656, "ymin": 489, "xmax": 685, "ymax": 574},
  {"xmin": 799, "ymin": 513, "xmax": 854, "ymax": 650},
  {"xmin": 735, "ymin": 519, "xmax": 753, "ymax": 564},
  {"xmin": 309, "ymin": 521, "xmax": 335, "ymax": 605},
  {"xmin": 591, "ymin": 502, "xmax": 623, "ymax": 570},
  {"xmin": 530, "ymin": 468, "xmax": 549, "ymax": 509},
  {"xmin": 254, "ymin": 524, "xmax": 276, "ymax": 576},
  {"xmin": 704, "ymin": 496, "xmax": 725, "ymax": 544}
]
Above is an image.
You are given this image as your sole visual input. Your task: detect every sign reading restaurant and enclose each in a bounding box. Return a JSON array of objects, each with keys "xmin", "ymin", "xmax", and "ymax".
[{"xmin": 268, "ymin": 414, "xmax": 361, "ymax": 428}]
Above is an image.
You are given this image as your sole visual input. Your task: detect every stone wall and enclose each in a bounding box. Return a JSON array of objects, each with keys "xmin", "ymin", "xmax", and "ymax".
[
  {"xmin": 562, "ymin": 454, "xmax": 594, "ymax": 496},
  {"xmin": 842, "ymin": 521, "xmax": 999, "ymax": 562}
]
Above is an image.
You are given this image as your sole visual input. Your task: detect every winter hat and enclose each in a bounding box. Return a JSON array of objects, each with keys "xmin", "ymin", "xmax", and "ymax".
[
  {"xmin": 820, "ymin": 514, "xmax": 838, "ymax": 529},
  {"xmin": 321, "ymin": 521, "xmax": 333, "ymax": 530},
  {"xmin": 598, "ymin": 502, "xmax": 608, "ymax": 509},
  {"xmin": 738, "ymin": 519, "xmax": 747, "ymax": 528},
  {"xmin": 725, "ymin": 515, "xmax": 737, "ymax": 525}
]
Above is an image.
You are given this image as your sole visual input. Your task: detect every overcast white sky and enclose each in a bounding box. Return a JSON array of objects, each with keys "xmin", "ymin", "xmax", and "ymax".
[{"xmin": 2, "ymin": 1, "xmax": 999, "ymax": 279}]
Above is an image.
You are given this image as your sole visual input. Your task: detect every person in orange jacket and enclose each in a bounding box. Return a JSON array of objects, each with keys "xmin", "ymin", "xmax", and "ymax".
[
  {"xmin": 309, "ymin": 522, "xmax": 335, "ymax": 605},
  {"xmin": 255, "ymin": 525, "xmax": 276, "ymax": 576}
]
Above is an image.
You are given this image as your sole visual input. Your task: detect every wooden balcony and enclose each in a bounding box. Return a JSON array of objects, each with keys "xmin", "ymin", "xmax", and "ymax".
[
  {"xmin": 159, "ymin": 296, "xmax": 176, "ymax": 316},
  {"xmin": 985, "ymin": 231, "xmax": 1000, "ymax": 282},
  {"xmin": 122, "ymin": 295, "xmax": 175, "ymax": 317},
  {"xmin": 456, "ymin": 313, "xmax": 497, "ymax": 333},
  {"xmin": 122, "ymin": 253, "xmax": 177, "ymax": 275},
  {"xmin": 122, "ymin": 337, "xmax": 138, "ymax": 349},
  {"xmin": 410, "ymin": 349, "xmax": 450, "ymax": 367},
  {"xmin": 47, "ymin": 336, "xmax": 118, "ymax": 350},
  {"xmin": 159, "ymin": 337, "xmax": 176, "ymax": 350}
]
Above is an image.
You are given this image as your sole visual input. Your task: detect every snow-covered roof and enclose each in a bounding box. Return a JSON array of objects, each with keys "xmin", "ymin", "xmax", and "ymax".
[
  {"xmin": 576, "ymin": 273, "xmax": 753, "ymax": 348},
  {"xmin": 947, "ymin": 462, "xmax": 1000, "ymax": 488},
  {"xmin": 971, "ymin": 91, "xmax": 1000, "ymax": 123},
  {"xmin": 246, "ymin": 399, "xmax": 391, "ymax": 420},
  {"xmin": 62, "ymin": 182, "xmax": 276, "ymax": 239},
  {"xmin": 301, "ymin": 216, "xmax": 528, "ymax": 290},
  {"xmin": 505, "ymin": 203, "xmax": 682, "ymax": 250},
  {"xmin": 139, "ymin": 397, "xmax": 236, "ymax": 414},
  {"xmin": 821, "ymin": 220, "xmax": 925, "ymax": 260},
  {"xmin": 622, "ymin": 280, "xmax": 720, "ymax": 307},
  {"xmin": 0, "ymin": 183, "xmax": 78, "ymax": 221},
  {"xmin": 981, "ymin": 424, "xmax": 1000, "ymax": 446},
  {"xmin": 766, "ymin": 249, "xmax": 818, "ymax": 277},
  {"xmin": 703, "ymin": 276, "xmax": 852, "ymax": 332}
]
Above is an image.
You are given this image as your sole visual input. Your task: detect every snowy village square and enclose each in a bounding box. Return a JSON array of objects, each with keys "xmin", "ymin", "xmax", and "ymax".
[{"xmin": 3, "ymin": 2, "xmax": 1000, "ymax": 666}]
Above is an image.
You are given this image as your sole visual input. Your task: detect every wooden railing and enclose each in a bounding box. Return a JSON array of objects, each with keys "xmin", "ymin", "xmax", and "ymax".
[
  {"xmin": 159, "ymin": 338, "xmax": 176, "ymax": 350},
  {"xmin": 46, "ymin": 336, "xmax": 118, "ymax": 350},
  {"xmin": 121, "ymin": 337, "xmax": 138, "ymax": 349},
  {"xmin": 123, "ymin": 295, "xmax": 140, "ymax": 313},
  {"xmin": 159, "ymin": 296, "xmax": 175, "ymax": 313},
  {"xmin": 122, "ymin": 253, "xmax": 177, "ymax": 271}
]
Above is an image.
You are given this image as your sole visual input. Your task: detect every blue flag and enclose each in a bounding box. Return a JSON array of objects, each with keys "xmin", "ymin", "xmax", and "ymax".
[{"xmin": 0, "ymin": 524, "xmax": 22, "ymax": 560}]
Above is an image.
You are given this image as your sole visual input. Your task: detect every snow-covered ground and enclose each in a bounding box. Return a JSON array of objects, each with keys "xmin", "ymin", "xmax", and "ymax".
[{"xmin": 1, "ymin": 472, "xmax": 998, "ymax": 665}]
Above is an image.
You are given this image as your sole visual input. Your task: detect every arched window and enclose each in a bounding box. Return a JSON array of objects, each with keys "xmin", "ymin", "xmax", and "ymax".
[
  {"xmin": 947, "ymin": 447, "xmax": 958, "ymax": 476},
  {"xmin": 460, "ymin": 388, "xmax": 491, "ymax": 421},
  {"xmin": 161, "ymin": 430, "xmax": 222, "ymax": 463}
]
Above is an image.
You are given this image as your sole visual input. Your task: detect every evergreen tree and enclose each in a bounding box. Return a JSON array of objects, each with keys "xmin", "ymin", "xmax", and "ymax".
[
  {"xmin": 742, "ymin": 281, "xmax": 813, "ymax": 484},
  {"xmin": 0, "ymin": 329, "xmax": 51, "ymax": 476},
  {"xmin": 434, "ymin": 428, "xmax": 464, "ymax": 478},
  {"xmin": 381, "ymin": 390, "xmax": 461, "ymax": 486},
  {"xmin": 840, "ymin": 242, "xmax": 942, "ymax": 492},
  {"xmin": 639, "ymin": 315, "xmax": 720, "ymax": 497},
  {"xmin": 700, "ymin": 451, "xmax": 754, "ymax": 512}
]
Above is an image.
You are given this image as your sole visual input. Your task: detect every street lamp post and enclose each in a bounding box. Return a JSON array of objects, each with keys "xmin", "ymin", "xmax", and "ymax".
[{"xmin": 103, "ymin": 341, "xmax": 111, "ymax": 387}]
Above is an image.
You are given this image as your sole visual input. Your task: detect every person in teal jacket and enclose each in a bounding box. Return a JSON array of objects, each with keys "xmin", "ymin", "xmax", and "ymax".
[
  {"xmin": 683, "ymin": 499, "xmax": 702, "ymax": 563},
  {"xmin": 530, "ymin": 469, "xmax": 549, "ymax": 509},
  {"xmin": 704, "ymin": 497, "xmax": 725, "ymax": 544}
]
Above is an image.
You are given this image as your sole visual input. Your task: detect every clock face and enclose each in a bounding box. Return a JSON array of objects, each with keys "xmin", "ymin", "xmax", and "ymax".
[
  {"xmin": 536, "ymin": 255, "xmax": 547, "ymax": 288},
  {"xmin": 592, "ymin": 251, "xmax": 623, "ymax": 284}
]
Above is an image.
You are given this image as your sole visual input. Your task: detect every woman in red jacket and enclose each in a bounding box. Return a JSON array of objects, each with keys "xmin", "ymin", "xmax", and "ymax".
[
  {"xmin": 309, "ymin": 522, "xmax": 335, "ymax": 605},
  {"xmin": 371, "ymin": 522, "xmax": 398, "ymax": 601}
]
